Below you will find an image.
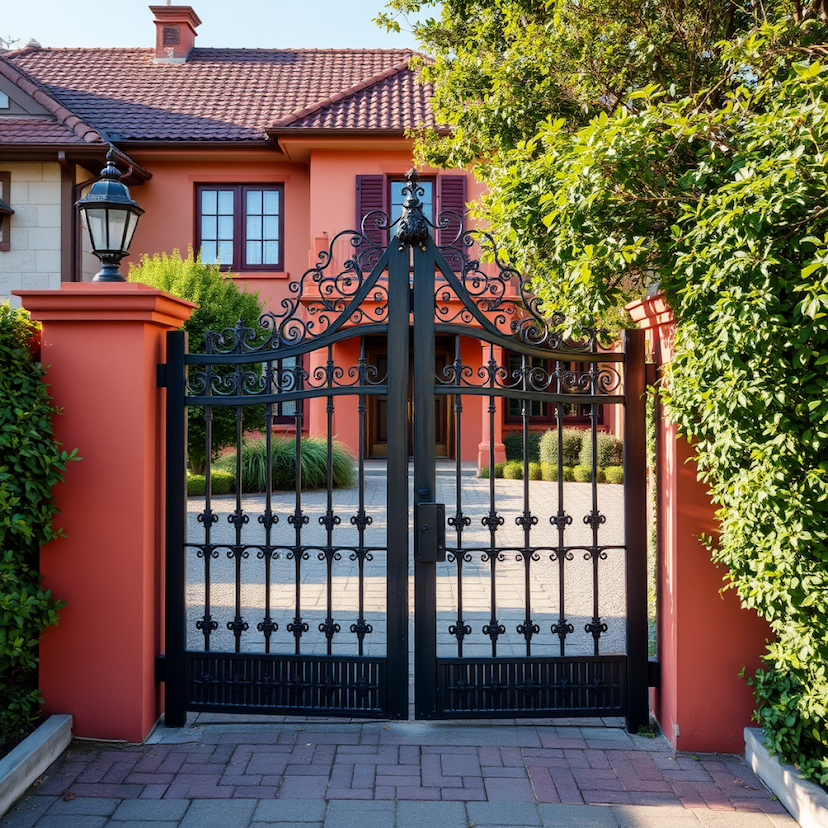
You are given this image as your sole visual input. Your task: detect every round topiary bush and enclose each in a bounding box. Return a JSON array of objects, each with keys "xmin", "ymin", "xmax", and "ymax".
[
  {"xmin": 579, "ymin": 432, "xmax": 623, "ymax": 469},
  {"xmin": 539, "ymin": 428, "xmax": 586, "ymax": 467},
  {"xmin": 604, "ymin": 465, "xmax": 623, "ymax": 484},
  {"xmin": 541, "ymin": 462, "xmax": 557, "ymax": 481},
  {"xmin": 494, "ymin": 462, "xmax": 506, "ymax": 478},
  {"xmin": 211, "ymin": 469, "xmax": 235, "ymax": 495},
  {"xmin": 528, "ymin": 462, "xmax": 542, "ymax": 480},
  {"xmin": 573, "ymin": 464, "xmax": 592, "ymax": 483},
  {"xmin": 562, "ymin": 466, "xmax": 575, "ymax": 482},
  {"xmin": 187, "ymin": 474, "xmax": 206, "ymax": 496},
  {"xmin": 503, "ymin": 461, "xmax": 523, "ymax": 479}
]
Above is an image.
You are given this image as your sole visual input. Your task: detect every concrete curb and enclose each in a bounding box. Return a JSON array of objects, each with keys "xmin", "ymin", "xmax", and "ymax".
[
  {"xmin": 0, "ymin": 714, "xmax": 72, "ymax": 818},
  {"xmin": 746, "ymin": 726, "xmax": 828, "ymax": 828}
]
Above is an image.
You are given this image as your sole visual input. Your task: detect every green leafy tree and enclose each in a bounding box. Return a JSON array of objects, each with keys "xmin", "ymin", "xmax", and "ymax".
[
  {"xmin": 0, "ymin": 304, "xmax": 71, "ymax": 743},
  {"xmin": 381, "ymin": 0, "xmax": 828, "ymax": 785},
  {"xmin": 128, "ymin": 250, "xmax": 265, "ymax": 474}
]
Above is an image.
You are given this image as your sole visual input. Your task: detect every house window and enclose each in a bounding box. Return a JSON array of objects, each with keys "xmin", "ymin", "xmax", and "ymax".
[
  {"xmin": 0, "ymin": 173, "xmax": 12, "ymax": 252},
  {"xmin": 272, "ymin": 356, "xmax": 303, "ymax": 424},
  {"xmin": 196, "ymin": 184, "xmax": 283, "ymax": 271},
  {"xmin": 0, "ymin": 91, "xmax": 9, "ymax": 109},
  {"xmin": 389, "ymin": 177, "xmax": 434, "ymax": 224},
  {"xmin": 505, "ymin": 353, "xmax": 598, "ymax": 425}
]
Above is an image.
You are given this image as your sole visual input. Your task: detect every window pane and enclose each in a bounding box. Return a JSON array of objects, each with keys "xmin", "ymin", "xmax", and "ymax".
[
  {"xmin": 218, "ymin": 240, "xmax": 233, "ymax": 266},
  {"xmin": 390, "ymin": 181, "xmax": 406, "ymax": 223},
  {"xmin": 264, "ymin": 241, "xmax": 279, "ymax": 264},
  {"xmin": 201, "ymin": 216, "xmax": 217, "ymax": 240},
  {"xmin": 201, "ymin": 189, "xmax": 217, "ymax": 214},
  {"xmin": 201, "ymin": 241, "xmax": 218, "ymax": 264},
  {"xmin": 247, "ymin": 190, "xmax": 262, "ymax": 215},
  {"xmin": 218, "ymin": 216, "xmax": 234, "ymax": 240},
  {"xmin": 264, "ymin": 190, "xmax": 279, "ymax": 214},
  {"xmin": 246, "ymin": 240, "xmax": 262, "ymax": 265},
  {"xmin": 263, "ymin": 216, "xmax": 279, "ymax": 240},
  {"xmin": 217, "ymin": 190, "xmax": 234, "ymax": 214},
  {"xmin": 246, "ymin": 215, "xmax": 262, "ymax": 241},
  {"xmin": 509, "ymin": 399, "xmax": 520, "ymax": 417},
  {"xmin": 420, "ymin": 181, "xmax": 433, "ymax": 221},
  {"xmin": 281, "ymin": 399, "xmax": 296, "ymax": 416}
]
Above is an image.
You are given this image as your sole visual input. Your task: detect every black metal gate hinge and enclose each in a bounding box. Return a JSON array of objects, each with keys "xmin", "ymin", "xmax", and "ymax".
[
  {"xmin": 156, "ymin": 364, "xmax": 167, "ymax": 388},
  {"xmin": 155, "ymin": 654, "xmax": 166, "ymax": 683}
]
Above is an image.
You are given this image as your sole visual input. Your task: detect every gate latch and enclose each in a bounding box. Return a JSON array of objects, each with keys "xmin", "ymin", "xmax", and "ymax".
[{"xmin": 417, "ymin": 502, "xmax": 446, "ymax": 563}]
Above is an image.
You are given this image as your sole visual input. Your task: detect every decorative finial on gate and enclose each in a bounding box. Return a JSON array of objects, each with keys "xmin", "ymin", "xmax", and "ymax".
[{"xmin": 394, "ymin": 168, "xmax": 431, "ymax": 245}]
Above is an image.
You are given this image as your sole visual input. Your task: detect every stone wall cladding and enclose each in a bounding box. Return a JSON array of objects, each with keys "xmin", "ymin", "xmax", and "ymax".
[{"xmin": 0, "ymin": 162, "xmax": 61, "ymax": 306}]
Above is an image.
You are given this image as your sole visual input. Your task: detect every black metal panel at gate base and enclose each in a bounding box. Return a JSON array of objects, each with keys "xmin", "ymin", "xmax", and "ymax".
[{"xmin": 163, "ymin": 170, "xmax": 649, "ymax": 731}]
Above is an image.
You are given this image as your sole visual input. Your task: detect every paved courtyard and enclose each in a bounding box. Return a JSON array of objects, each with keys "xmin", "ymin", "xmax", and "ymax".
[{"xmin": 2, "ymin": 718, "xmax": 795, "ymax": 828}]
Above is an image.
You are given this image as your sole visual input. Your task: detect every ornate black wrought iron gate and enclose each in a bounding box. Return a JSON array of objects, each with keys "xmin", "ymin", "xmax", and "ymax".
[{"xmin": 162, "ymin": 171, "xmax": 649, "ymax": 732}]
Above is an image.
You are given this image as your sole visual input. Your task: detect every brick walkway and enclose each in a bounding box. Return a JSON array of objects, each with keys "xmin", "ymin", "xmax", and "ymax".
[{"xmin": 1, "ymin": 720, "xmax": 795, "ymax": 827}]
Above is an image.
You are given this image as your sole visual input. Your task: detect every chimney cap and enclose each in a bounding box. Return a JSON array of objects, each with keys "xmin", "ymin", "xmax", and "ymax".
[{"xmin": 149, "ymin": 5, "xmax": 202, "ymax": 28}]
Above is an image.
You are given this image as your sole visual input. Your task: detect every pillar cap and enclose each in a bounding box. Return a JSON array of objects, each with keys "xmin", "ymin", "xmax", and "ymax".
[{"xmin": 13, "ymin": 282, "xmax": 198, "ymax": 328}]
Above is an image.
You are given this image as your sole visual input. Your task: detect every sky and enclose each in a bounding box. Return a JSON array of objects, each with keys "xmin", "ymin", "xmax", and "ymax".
[{"xmin": 0, "ymin": 0, "xmax": 425, "ymax": 51}]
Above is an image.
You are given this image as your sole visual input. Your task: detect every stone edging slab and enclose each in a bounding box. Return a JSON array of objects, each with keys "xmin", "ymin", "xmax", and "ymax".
[
  {"xmin": 746, "ymin": 726, "xmax": 828, "ymax": 828},
  {"xmin": 0, "ymin": 714, "xmax": 72, "ymax": 818}
]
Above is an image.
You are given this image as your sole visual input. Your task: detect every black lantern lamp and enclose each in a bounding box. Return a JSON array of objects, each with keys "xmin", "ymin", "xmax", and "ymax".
[{"xmin": 76, "ymin": 147, "xmax": 144, "ymax": 282}]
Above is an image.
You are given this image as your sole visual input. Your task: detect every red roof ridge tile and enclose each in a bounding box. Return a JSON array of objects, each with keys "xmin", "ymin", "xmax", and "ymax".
[
  {"xmin": 0, "ymin": 54, "xmax": 105, "ymax": 144},
  {"xmin": 270, "ymin": 54, "xmax": 415, "ymax": 129}
]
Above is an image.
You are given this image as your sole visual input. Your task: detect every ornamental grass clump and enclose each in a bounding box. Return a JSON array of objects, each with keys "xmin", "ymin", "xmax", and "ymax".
[
  {"xmin": 218, "ymin": 436, "xmax": 356, "ymax": 492},
  {"xmin": 0, "ymin": 304, "xmax": 74, "ymax": 747}
]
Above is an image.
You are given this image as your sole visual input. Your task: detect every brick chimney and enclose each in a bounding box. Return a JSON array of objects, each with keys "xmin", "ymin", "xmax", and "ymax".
[{"xmin": 149, "ymin": 5, "xmax": 201, "ymax": 63}]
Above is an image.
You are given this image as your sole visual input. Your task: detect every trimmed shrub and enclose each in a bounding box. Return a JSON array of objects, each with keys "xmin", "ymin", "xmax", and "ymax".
[
  {"xmin": 494, "ymin": 462, "xmax": 506, "ymax": 478},
  {"xmin": 217, "ymin": 436, "xmax": 356, "ymax": 492},
  {"xmin": 541, "ymin": 462, "xmax": 557, "ymax": 482},
  {"xmin": 604, "ymin": 465, "xmax": 624, "ymax": 484},
  {"xmin": 0, "ymin": 304, "xmax": 72, "ymax": 746},
  {"xmin": 596, "ymin": 467, "xmax": 606, "ymax": 483},
  {"xmin": 187, "ymin": 470, "xmax": 235, "ymax": 497},
  {"xmin": 503, "ymin": 430, "xmax": 542, "ymax": 463},
  {"xmin": 128, "ymin": 250, "xmax": 265, "ymax": 475},
  {"xmin": 503, "ymin": 460, "xmax": 523, "ymax": 480},
  {"xmin": 573, "ymin": 464, "xmax": 592, "ymax": 482},
  {"xmin": 478, "ymin": 466, "xmax": 490, "ymax": 479},
  {"xmin": 579, "ymin": 432, "xmax": 623, "ymax": 469},
  {"xmin": 187, "ymin": 474, "xmax": 206, "ymax": 496},
  {"xmin": 539, "ymin": 428, "xmax": 585, "ymax": 467},
  {"xmin": 562, "ymin": 466, "xmax": 575, "ymax": 482},
  {"xmin": 528, "ymin": 462, "xmax": 542, "ymax": 481}
]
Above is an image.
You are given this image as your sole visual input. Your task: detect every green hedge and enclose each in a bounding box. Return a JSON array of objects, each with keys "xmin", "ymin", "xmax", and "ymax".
[
  {"xmin": 579, "ymin": 432, "xmax": 623, "ymax": 468},
  {"xmin": 187, "ymin": 469, "xmax": 235, "ymax": 497},
  {"xmin": 539, "ymin": 428, "xmax": 585, "ymax": 467},
  {"xmin": 0, "ymin": 304, "xmax": 72, "ymax": 745},
  {"xmin": 503, "ymin": 430, "xmax": 542, "ymax": 463},
  {"xmin": 503, "ymin": 460, "xmax": 523, "ymax": 480}
]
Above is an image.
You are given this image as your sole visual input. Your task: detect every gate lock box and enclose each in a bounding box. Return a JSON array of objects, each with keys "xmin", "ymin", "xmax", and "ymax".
[{"xmin": 417, "ymin": 502, "xmax": 446, "ymax": 562}]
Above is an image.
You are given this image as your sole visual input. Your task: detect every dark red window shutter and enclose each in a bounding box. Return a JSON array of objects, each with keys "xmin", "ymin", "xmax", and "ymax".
[
  {"xmin": 356, "ymin": 174, "xmax": 387, "ymax": 248},
  {"xmin": 438, "ymin": 174, "xmax": 467, "ymax": 271}
]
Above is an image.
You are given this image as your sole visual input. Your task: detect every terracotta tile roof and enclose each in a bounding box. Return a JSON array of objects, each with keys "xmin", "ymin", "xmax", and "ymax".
[
  {"xmin": 271, "ymin": 62, "xmax": 435, "ymax": 132},
  {"xmin": 3, "ymin": 47, "xmax": 434, "ymax": 142},
  {"xmin": 0, "ymin": 116, "xmax": 88, "ymax": 143},
  {"xmin": 0, "ymin": 55, "xmax": 106, "ymax": 144}
]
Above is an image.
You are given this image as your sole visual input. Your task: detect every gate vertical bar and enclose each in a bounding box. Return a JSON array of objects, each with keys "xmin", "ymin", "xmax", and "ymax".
[
  {"xmin": 386, "ymin": 239, "xmax": 411, "ymax": 720},
  {"xmin": 413, "ymin": 236, "xmax": 438, "ymax": 720},
  {"xmin": 164, "ymin": 329, "xmax": 188, "ymax": 727},
  {"xmin": 623, "ymin": 328, "xmax": 649, "ymax": 732}
]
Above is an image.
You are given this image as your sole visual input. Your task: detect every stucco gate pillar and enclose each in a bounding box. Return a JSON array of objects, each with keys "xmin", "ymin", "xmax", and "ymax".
[
  {"xmin": 627, "ymin": 293, "xmax": 770, "ymax": 753},
  {"xmin": 15, "ymin": 283, "xmax": 196, "ymax": 743}
]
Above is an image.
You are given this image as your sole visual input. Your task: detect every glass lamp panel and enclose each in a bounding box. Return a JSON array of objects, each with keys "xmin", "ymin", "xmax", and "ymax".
[
  {"xmin": 107, "ymin": 208, "xmax": 129, "ymax": 252},
  {"xmin": 264, "ymin": 190, "xmax": 279, "ymax": 214},
  {"xmin": 84, "ymin": 208, "xmax": 108, "ymax": 251},
  {"xmin": 263, "ymin": 241, "xmax": 279, "ymax": 264},
  {"xmin": 247, "ymin": 190, "xmax": 263, "ymax": 214},
  {"xmin": 246, "ymin": 240, "xmax": 262, "ymax": 265},
  {"xmin": 123, "ymin": 211, "xmax": 140, "ymax": 251}
]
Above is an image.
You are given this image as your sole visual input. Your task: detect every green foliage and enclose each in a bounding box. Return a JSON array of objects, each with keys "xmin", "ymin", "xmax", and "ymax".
[
  {"xmin": 187, "ymin": 470, "xmax": 235, "ymax": 497},
  {"xmin": 503, "ymin": 460, "xmax": 523, "ymax": 480},
  {"xmin": 128, "ymin": 250, "xmax": 265, "ymax": 474},
  {"xmin": 573, "ymin": 464, "xmax": 592, "ymax": 483},
  {"xmin": 394, "ymin": 0, "xmax": 828, "ymax": 785},
  {"xmin": 216, "ymin": 437, "xmax": 356, "ymax": 492},
  {"xmin": 478, "ymin": 466, "xmax": 489, "ymax": 479},
  {"xmin": 580, "ymin": 433, "xmax": 623, "ymax": 469},
  {"xmin": 503, "ymin": 430, "xmax": 542, "ymax": 463},
  {"xmin": 0, "ymin": 304, "xmax": 72, "ymax": 741},
  {"xmin": 528, "ymin": 462, "xmax": 542, "ymax": 481},
  {"xmin": 494, "ymin": 462, "xmax": 506, "ymax": 478},
  {"xmin": 541, "ymin": 461, "xmax": 557, "ymax": 482},
  {"xmin": 562, "ymin": 466, "xmax": 575, "ymax": 482},
  {"xmin": 539, "ymin": 428, "xmax": 585, "ymax": 467},
  {"xmin": 604, "ymin": 465, "xmax": 624, "ymax": 485}
]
